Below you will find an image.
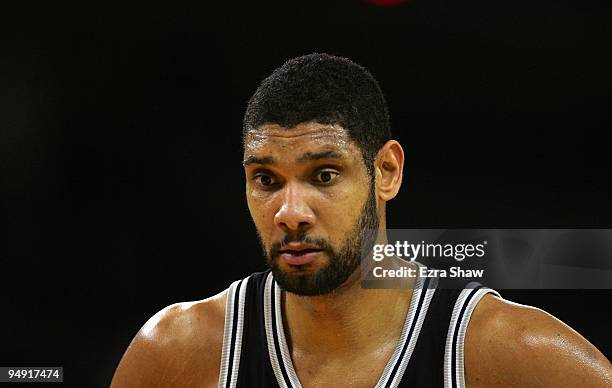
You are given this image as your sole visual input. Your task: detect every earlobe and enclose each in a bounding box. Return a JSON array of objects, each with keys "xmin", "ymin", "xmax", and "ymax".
[{"xmin": 376, "ymin": 140, "xmax": 404, "ymax": 202}]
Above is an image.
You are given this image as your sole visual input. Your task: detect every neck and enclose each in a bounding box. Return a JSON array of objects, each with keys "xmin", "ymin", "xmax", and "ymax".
[{"xmin": 282, "ymin": 262, "xmax": 416, "ymax": 357}]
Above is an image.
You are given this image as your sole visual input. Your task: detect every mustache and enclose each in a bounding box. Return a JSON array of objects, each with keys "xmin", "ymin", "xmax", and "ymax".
[{"xmin": 269, "ymin": 234, "xmax": 334, "ymax": 258}]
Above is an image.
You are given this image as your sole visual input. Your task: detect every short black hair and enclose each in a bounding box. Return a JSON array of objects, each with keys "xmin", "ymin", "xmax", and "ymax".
[{"xmin": 243, "ymin": 53, "xmax": 391, "ymax": 174}]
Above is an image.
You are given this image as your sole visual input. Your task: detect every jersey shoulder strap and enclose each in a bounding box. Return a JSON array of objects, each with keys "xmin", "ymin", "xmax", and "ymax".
[
  {"xmin": 218, "ymin": 275, "xmax": 249, "ymax": 388},
  {"xmin": 218, "ymin": 270, "xmax": 276, "ymax": 388},
  {"xmin": 443, "ymin": 281, "xmax": 501, "ymax": 388}
]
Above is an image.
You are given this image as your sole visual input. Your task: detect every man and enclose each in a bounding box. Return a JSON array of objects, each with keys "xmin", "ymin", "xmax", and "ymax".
[{"xmin": 111, "ymin": 53, "xmax": 610, "ymax": 387}]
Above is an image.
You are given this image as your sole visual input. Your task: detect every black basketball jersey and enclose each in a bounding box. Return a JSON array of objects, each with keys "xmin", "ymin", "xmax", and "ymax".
[{"xmin": 218, "ymin": 265, "xmax": 499, "ymax": 388}]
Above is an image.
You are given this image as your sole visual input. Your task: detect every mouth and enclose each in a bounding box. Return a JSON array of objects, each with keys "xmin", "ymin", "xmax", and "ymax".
[{"xmin": 278, "ymin": 244, "xmax": 324, "ymax": 266}]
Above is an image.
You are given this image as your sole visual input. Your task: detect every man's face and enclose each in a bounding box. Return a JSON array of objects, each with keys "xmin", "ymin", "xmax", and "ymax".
[{"xmin": 243, "ymin": 122, "xmax": 378, "ymax": 295}]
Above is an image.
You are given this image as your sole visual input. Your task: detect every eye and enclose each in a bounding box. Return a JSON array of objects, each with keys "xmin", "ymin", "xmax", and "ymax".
[
  {"xmin": 254, "ymin": 173, "xmax": 278, "ymax": 187},
  {"xmin": 313, "ymin": 169, "xmax": 339, "ymax": 184}
]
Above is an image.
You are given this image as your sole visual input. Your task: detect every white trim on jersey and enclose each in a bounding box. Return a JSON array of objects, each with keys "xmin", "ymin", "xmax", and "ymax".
[
  {"xmin": 443, "ymin": 283, "xmax": 501, "ymax": 388},
  {"xmin": 265, "ymin": 266, "xmax": 438, "ymax": 388},
  {"xmin": 218, "ymin": 278, "xmax": 249, "ymax": 388},
  {"xmin": 264, "ymin": 272, "xmax": 302, "ymax": 388},
  {"xmin": 375, "ymin": 271, "xmax": 438, "ymax": 388}
]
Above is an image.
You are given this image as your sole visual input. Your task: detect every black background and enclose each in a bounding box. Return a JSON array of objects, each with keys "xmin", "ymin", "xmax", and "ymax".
[{"xmin": 1, "ymin": 1, "xmax": 610, "ymax": 386}]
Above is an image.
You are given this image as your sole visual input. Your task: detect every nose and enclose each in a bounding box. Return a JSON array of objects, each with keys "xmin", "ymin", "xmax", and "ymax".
[{"xmin": 274, "ymin": 182, "xmax": 315, "ymax": 234}]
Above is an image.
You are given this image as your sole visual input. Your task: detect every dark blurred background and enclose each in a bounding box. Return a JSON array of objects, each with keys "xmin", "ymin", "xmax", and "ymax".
[{"xmin": 1, "ymin": 1, "xmax": 610, "ymax": 386}]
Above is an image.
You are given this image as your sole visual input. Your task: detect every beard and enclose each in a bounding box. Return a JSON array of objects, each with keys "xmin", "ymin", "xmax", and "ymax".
[{"xmin": 260, "ymin": 183, "xmax": 379, "ymax": 296}]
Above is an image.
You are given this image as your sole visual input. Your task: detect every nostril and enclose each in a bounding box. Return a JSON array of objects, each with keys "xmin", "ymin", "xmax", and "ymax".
[{"xmin": 298, "ymin": 221, "xmax": 311, "ymax": 230}]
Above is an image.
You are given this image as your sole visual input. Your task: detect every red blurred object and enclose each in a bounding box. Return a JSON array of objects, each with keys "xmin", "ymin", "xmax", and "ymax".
[{"xmin": 366, "ymin": 0, "xmax": 408, "ymax": 7}]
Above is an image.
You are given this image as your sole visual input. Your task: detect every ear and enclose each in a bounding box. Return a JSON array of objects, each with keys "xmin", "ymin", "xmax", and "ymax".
[{"xmin": 375, "ymin": 140, "xmax": 405, "ymax": 202}]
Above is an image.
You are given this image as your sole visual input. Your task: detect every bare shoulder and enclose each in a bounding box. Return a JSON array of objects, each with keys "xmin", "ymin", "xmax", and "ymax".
[
  {"xmin": 110, "ymin": 289, "xmax": 228, "ymax": 388},
  {"xmin": 465, "ymin": 294, "xmax": 611, "ymax": 387}
]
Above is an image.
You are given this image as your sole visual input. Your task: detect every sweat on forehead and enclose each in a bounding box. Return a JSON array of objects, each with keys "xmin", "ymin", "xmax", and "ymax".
[
  {"xmin": 242, "ymin": 123, "xmax": 369, "ymax": 170},
  {"xmin": 243, "ymin": 123, "xmax": 352, "ymax": 150}
]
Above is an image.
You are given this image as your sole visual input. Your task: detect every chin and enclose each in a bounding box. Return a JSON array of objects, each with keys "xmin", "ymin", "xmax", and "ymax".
[{"xmin": 270, "ymin": 264, "xmax": 355, "ymax": 297}]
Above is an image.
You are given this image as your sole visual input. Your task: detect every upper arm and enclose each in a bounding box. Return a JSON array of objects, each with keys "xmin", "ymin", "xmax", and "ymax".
[
  {"xmin": 466, "ymin": 294, "xmax": 611, "ymax": 387},
  {"xmin": 110, "ymin": 323, "xmax": 166, "ymax": 388},
  {"xmin": 111, "ymin": 292, "xmax": 227, "ymax": 388}
]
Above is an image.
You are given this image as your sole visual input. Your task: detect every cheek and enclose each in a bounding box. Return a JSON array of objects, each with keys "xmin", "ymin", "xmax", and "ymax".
[
  {"xmin": 319, "ymin": 187, "xmax": 368, "ymax": 234},
  {"xmin": 246, "ymin": 189, "xmax": 276, "ymax": 236}
]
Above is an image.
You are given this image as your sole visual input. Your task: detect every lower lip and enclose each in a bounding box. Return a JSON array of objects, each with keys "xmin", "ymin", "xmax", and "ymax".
[{"xmin": 280, "ymin": 251, "xmax": 323, "ymax": 266}]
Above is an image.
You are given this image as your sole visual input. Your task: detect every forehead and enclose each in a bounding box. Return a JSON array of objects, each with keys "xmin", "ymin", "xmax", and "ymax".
[{"xmin": 244, "ymin": 122, "xmax": 357, "ymax": 157}]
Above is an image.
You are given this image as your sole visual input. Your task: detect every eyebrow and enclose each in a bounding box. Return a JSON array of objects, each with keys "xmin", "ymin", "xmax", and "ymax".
[
  {"xmin": 297, "ymin": 150, "xmax": 346, "ymax": 162},
  {"xmin": 242, "ymin": 156, "xmax": 275, "ymax": 166},
  {"xmin": 242, "ymin": 150, "xmax": 346, "ymax": 167}
]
